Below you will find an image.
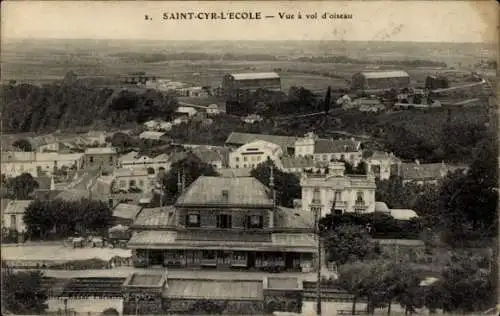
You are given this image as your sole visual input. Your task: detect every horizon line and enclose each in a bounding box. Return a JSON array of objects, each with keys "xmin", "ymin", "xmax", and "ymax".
[{"xmin": 3, "ymin": 37, "xmax": 496, "ymax": 45}]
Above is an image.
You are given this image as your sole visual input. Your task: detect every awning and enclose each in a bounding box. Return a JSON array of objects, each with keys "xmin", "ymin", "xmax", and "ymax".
[{"xmin": 127, "ymin": 231, "xmax": 316, "ymax": 253}]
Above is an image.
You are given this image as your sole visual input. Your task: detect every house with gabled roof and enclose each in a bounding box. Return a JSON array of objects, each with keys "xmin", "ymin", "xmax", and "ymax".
[{"xmin": 127, "ymin": 176, "xmax": 317, "ymax": 271}]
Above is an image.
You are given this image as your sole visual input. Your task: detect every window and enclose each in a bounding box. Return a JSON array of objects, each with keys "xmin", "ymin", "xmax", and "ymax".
[
  {"xmin": 247, "ymin": 215, "xmax": 263, "ymax": 229},
  {"xmin": 322, "ymin": 155, "xmax": 328, "ymax": 161},
  {"xmin": 356, "ymin": 191, "xmax": 364, "ymax": 202},
  {"xmin": 90, "ymin": 156, "xmax": 94, "ymax": 163},
  {"xmin": 10, "ymin": 215, "xmax": 16, "ymax": 230},
  {"xmin": 243, "ymin": 164, "xmax": 247, "ymax": 168},
  {"xmin": 217, "ymin": 214, "xmax": 232, "ymax": 229},
  {"xmin": 129, "ymin": 180, "xmax": 136, "ymax": 187},
  {"xmin": 313, "ymin": 188, "xmax": 321, "ymax": 202},
  {"xmin": 334, "ymin": 190, "xmax": 342, "ymax": 201},
  {"xmin": 235, "ymin": 157, "xmax": 240, "ymax": 162},
  {"xmin": 251, "ymin": 164, "xmax": 255, "ymax": 168},
  {"xmin": 186, "ymin": 214, "xmax": 200, "ymax": 227},
  {"xmin": 235, "ymin": 165, "xmax": 239, "ymax": 169},
  {"xmin": 139, "ymin": 180, "xmax": 144, "ymax": 187},
  {"xmin": 119, "ymin": 181, "xmax": 126, "ymax": 188},
  {"xmin": 243, "ymin": 157, "xmax": 248, "ymax": 162},
  {"xmin": 109, "ymin": 156, "xmax": 113, "ymax": 162},
  {"xmin": 256, "ymin": 156, "xmax": 261, "ymax": 161}
]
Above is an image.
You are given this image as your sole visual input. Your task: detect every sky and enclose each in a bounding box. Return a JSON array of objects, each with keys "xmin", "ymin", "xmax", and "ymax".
[{"xmin": 1, "ymin": 1, "xmax": 497, "ymax": 43}]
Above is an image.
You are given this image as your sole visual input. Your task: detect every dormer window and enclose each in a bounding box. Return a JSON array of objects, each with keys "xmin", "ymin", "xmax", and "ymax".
[
  {"xmin": 247, "ymin": 215, "xmax": 263, "ymax": 229},
  {"xmin": 186, "ymin": 214, "xmax": 200, "ymax": 227}
]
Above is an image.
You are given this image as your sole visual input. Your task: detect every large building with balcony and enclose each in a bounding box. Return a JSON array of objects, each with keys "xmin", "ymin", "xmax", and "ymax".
[
  {"xmin": 127, "ymin": 176, "xmax": 317, "ymax": 271},
  {"xmin": 300, "ymin": 162, "xmax": 376, "ymax": 218},
  {"xmin": 228, "ymin": 140, "xmax": 283, "ymax": 169}
]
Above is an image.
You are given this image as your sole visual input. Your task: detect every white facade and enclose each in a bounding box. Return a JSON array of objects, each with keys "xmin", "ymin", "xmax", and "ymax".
[
  {"xmin": 2, "ymin": 200, "xmax": 32, "ymax": 232},
  {"xmin": 300, "ymin": 162, "xmax": 376, "ymax": 218},
  {"xmin": 228, "ymin": 140, "xmax": 283, "ymax": 169},
  {"xmin": 294, "ymin": 133, "xmax": 363, "ymax": 166},
  {"xmin": 112, "ymin": 168, "xmax": 157, "ymax": 194},
  {"xmin": 119, "ymin": 152, "xmax": 170, "ymax": 174},
  {"xmin": 1, "ymin": 152, "xmax": 84, "ymax": 178},
  {"xmin": 364, "ymin": 151, "xmax": 400, "ymax": 180}
]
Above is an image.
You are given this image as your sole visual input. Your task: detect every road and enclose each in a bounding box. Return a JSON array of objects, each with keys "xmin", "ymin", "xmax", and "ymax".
[{"xmin": 66, "ymin": 167, "xmax": 101, "ymax": 191}]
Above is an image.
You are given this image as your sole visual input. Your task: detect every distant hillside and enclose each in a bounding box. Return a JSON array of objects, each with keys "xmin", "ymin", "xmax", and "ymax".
[{"xmin": 1, "ymin": 83, "xmax": 178, "ymax": 133}]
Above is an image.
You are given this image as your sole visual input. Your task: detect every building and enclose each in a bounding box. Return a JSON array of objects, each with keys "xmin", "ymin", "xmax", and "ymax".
[
  {"xmin": 112, "ymin": 203, "xmax": 143, "ymax": 226},
  {"xmin": 112, "ymin": 168, "xmax": 157, "ymax": 194},
  {"xmin": 278, "ymin": 156, "xmax": 328, "ymax": 175},
  {"xmin": 222, "ymin": 72, "xmax": 281, "ymax": 104},
  {"xmin": 191, "ymin": 147, "xmax": 225, "ymax": 169},
  {"xmin": 351, "ymin": 71, "xmax": 410, "ymax": 92},
  {"xmin": 225, "ymin": 132, "xmax": 297, "ymax": 155},
  {"xmin": 84, "ymin": 147, "xmax": 118, "ymax": 168},
  {"xmin": 300, "ymin": 161, "xmax": 376, "ymax": 217},
  {"xmin": 364, "ymin": 151, "xmax": 401, "ymax": 180},
  {"xmin": 398, "ymin": 161, "xmax": 468, "ymax": 185},
  {"xmin": 1, "ymin": 152, "xmax": 84, "ymax": 178},
  {"xmin": 206, "ymin": 104, "xmax": 221, "ymax": 115},
  {"xmin": 294, "ymin": 132, "xmax": 362, "ymax": 166},
  {"xmin": 228, "ymin": 140, "xmax": 283, "ymax": 169},
  {"xmin": 127, "ymin": 176, "xmax": 317, "ymax": 271},
  {"xmin": 425, "ymin": 75, "xmax": 449, "ymax": 90},
  {"xmin": 175, "ymin": 106, "xmax": 197, "ymax": 118},
  {"xmin": 1, "ymin": 200, "xmax": 32, "ymax": 233},
  {"xmin": 144, "ymin": 120, "xmax": 173, "ymax": 132},
  {"xmin": 139, "ymin": 131, "xmax": 166, "ymax": 141}
]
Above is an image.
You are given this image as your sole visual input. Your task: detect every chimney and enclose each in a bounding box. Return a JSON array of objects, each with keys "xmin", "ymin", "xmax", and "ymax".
[{"xmin": 177, "ymin": 171, "xmax": 182, "ymax": 193}]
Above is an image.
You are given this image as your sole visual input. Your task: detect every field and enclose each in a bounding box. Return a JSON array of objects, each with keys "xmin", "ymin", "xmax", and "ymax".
[{"xmin": 1, "ymin": 39, "xmax": 495, "ymax": 93}]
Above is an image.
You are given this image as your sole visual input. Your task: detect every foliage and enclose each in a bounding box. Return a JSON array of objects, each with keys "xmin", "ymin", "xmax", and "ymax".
[
  {"xmin": 323, "ymin": 224, "xmax": 381, "ymax": 265},
  {"xmin": 160, "ymin": 153, "xmax": 219, "ymax": 204},
  {"xmin": 413, "ymin": 135, "xmax": 498, "ymax": 246},
  {"xmin": 323, "ymin": 86, "xmax": 332, "ymax": 115},
  {"xmin": 342, "ymin": 160, "xmax": 367, "ymax": 175},
  {"xmin": 12, "ymin": 138, "xmax": 33, "ymax": 151},
  {"xmin": 250, "ymin": 160, "xmax": 301, "ymax": 208},
  {"xmin": 50, "ymin": 258, "xmax": 110, "ymax": 270},
  {"xmin": 23, "ymin": 199, "xmax": 113, "ymax": 239},
  {"xmin": 1, "ymin": 265, "xmax": 48, "ymax": 315},
  {"xmin": 1, "ymin": 83, "xmax": 178, "ymax": 133},
  {"xmin": 320, "ymin": 212, "xmax": 422, "ymax": 240},
  {"xmin": 375, "ymin": 176, "xmax": 433, "ymax": 209},
  {"xmin": 5, "ymin": 173, "xmax": 40, "ymax": 200},
  {"xmin": 429, "ymin": 251, "xmax": 495, "ymax": 313}
]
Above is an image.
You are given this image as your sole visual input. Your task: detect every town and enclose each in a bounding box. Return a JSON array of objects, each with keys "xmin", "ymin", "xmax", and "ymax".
[{"xmin": 1, "ymin": 21, "xmax": 498, "ymax": 316}]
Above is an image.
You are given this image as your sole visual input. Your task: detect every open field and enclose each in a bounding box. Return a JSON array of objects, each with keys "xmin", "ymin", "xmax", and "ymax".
[{"xmin": 2, "ymin": 39, "xmax": 495, "ymax": 93}]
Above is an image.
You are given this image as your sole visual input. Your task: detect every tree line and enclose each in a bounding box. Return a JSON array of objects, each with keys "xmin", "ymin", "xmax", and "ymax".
[
  {"xmin": 23, "ymin": 199, "xmax": 113, "ymax": 239},
  {"xmin": 1, "ymin": 82, "xmax": 178, "ymax": 133}
]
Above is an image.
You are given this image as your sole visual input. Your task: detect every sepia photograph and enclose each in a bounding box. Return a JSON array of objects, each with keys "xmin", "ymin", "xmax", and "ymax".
[{"xmin": 0, "ymin": 1, "xmax": 498, "ymax": 315}]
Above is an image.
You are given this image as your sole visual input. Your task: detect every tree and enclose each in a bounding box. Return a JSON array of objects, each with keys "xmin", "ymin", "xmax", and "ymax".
[
  {"xmin": 250, "ymin": 160, "xmax": 301, "ymax": 208},
  {"xmin": 12, "ymin": 139, "xmax": 33, "ymax": 152},
  {"xmin": 6, "ymin": 173, "xmax": 39, "ymax": 199},
  {"xmin": 323, "ymin": 224, "xmax": 380, "ymax": 265},
  {"xmin": 23, "ymin": 199, "xmax": 113, "ymax": 239},
  {"xmin": 1, "ymin": 264, "xmax": 48, "ymax": 314},
  {"xmin": 160, "ymin": 152, "xmax": 218, "ymax": 204},
  {"xmin": 435, "ymin": 251, "xmax": 495, "ymax": 313},
  {"xmin": 324, "ymin": 86, "xmax": 332, "ymax": 115}
]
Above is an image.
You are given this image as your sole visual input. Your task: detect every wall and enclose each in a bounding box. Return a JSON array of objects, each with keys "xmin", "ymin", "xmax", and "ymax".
[
  {"xmin": 229, "ymin": 144, "xmax": 282, "ymax": 169},
  {"xmin": 3, "ymin": 213, "xmax": 26, "ymax": 232},
  {"xmin": 47, "ymin": 298, "xmax": 123, "ymax": 316},
  {"xmin": 177, "ymin": 208, "xmax": 272, "ymax": 229},
  {"xmin": 85, "ymin": 154, "xmax": 117, "ymax": 168},
  {"xmin": 166, "ymin": 298, "xmax": 264, "ymax": 315}
]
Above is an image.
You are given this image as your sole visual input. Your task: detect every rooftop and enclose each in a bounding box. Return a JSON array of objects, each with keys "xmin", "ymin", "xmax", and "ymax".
[
  {"xmin": 112, "ymin": 204, "xmax": 143, "ymax": 220},
  {"xmin": 400, "ymin": 162, "xmax": 467, "ymax": 181},
  {"xmin": 230, "ymin": 72, "xmax": 280, "ymax": 81},
  {"xmin": 84, "ymin": 147, "xmax": 117, "ymax": 155},
  {"xmin": 119, "ymin": 151, "xmax": 139, "ymax": 162},
  {"xmin": 274, "ymin": 207, "xmax": 314, "ymax": 230},
  {"xmin": 126, "ymin": 273, "xmax": 164, "ymax": 287},
  {"xmin": 359, "ymin": 70, "xmax": 410, "ymax": 79},
  {"xmin": 2, "ymin": 200, "xmax": 33, "ymax": 215},
  {"xmin": 226, "ymin": 132, "xmax": 297, "ymax": 150},
  {"xmin": 114, "ymin": 167, "xmax": 149, "ymax": 177},
  {"xmin": 217, "ymin": 168, "xmax": 253, "ymax": 178},
  {"xmin": 139, "ymin": 131, "xmax": 166, "ymax": 140},
  {"xmin": 190, "ymin": 147, "xmax": 224, "ymax": 164},
  {"xmin": 390, "ymin": 209, "xmax": 419, "ymax": 221},
  {"xmin": 165, "ymin": 278, "xmax": 263, "ymax": 300},
  {"xmin": 176, "ymin": 176, "xmax": 273, "ymax": 208},
  {"xmin": 266, "ymin": 277, "xmax": 301, "ymax": 290},
  {"xmin": 375, "ymin": 238, "xmax": 425, "ymax": 246},
  {"xmin": 314, "ymin": 139, "xmax": 360, "ymax": 154},
  {"xmin": 133, "ymin": 206, "xmax": 177, "ymax": 227}
]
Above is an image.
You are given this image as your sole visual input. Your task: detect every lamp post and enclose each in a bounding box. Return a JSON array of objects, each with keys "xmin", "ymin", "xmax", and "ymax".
[{"xmin": 311, "ymin": 188, "xmax": 323, "ymax": 316}]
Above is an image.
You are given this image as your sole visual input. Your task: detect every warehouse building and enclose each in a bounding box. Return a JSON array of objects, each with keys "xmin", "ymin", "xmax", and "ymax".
[
  {"xmin": 223, "ymin": 72, "xmax": 281, "ymax": 106},
  {"xmin": 351, "ymin": 70, "xmax": 410, "ymax": 92}
]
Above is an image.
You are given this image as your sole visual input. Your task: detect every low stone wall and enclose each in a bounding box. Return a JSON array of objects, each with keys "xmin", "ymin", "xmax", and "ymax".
[
  {"xmin": 47, "ymin": 298, "xmax": 123, "ymax": 316},
  {"xmin": 166, "ymin": 299, "xmax": 264, "ymax": 315}
]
